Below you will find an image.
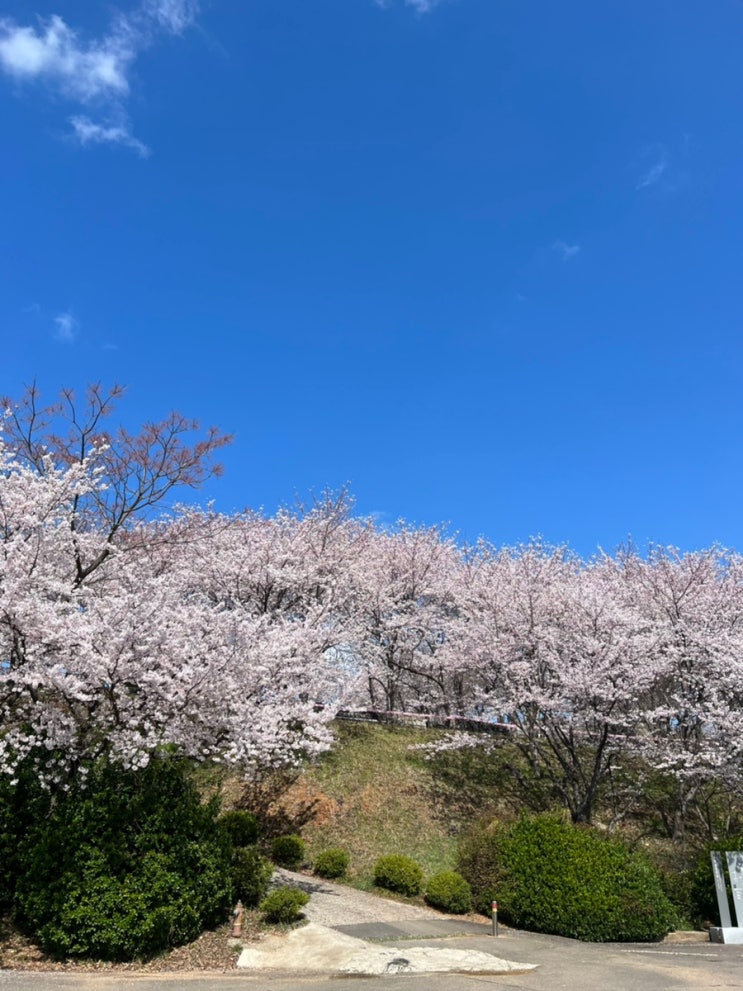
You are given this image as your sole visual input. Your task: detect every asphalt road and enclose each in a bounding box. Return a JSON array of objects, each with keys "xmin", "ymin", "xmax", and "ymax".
[{"xmin": 2, "ymin": 929, "xmax": 742, "ymax": 991}]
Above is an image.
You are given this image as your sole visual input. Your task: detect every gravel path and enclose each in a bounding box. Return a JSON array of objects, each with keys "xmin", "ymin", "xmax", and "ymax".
[{"xmin": 273, "ymin": 869, "xmax": 444, "ymax": 927}]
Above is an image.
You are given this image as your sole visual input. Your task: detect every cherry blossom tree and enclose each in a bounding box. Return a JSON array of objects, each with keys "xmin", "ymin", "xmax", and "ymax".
[
  {"xmin": 6, "ymin": 382, "xmax": 743, "ymax": 835},
  {"xmin": 0, "ymin": 382, "xmax": 231, "ymax": 585},
  {"xmin": 616, "ymin": 545, "xmax": 743, "ymax": 839},
  {"xmin": 343, "ymin": 523, "xmax": 467, "ymax": 714},
  {"xmin": 451, "ymin": 542, "xmax": 651, "ymax": 823},
  {"xmin": 0, "ymin": 390, "xmax": 342, "ymax": 784}
]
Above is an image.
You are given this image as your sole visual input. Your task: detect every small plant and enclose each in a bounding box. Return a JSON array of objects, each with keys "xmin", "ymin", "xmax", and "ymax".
[
  {"xmin": 373, "ymin": 854, "xmax": 423, "ymax": 897},
  {"xmin": 424, "ymin": 870, "xmax": 472, "ymax": 914},
  {"xmin": 231, "ymin": 846, "xmax": 273, "ymax": 907},
  {"xmin": 220, "ymin": 810, "xmax": 260, "ymax": 848},
  {"xmin": 271, "ymin": 834, "xmax": 305, "ymax": 869},
  {"xmin": 260, "ymin": 886, "xmax": 309, "ymax": 923},
  {"xmin": 314, "ymin": 847, "xmax": 350, "ymax": 879}
]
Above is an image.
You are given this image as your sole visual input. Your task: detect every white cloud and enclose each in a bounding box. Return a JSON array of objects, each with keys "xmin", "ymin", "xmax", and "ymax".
[
  {"xmin": 0, "ymin": 15, "xmax": 129, "ymax": 100},
  {"xmin": 143, "ymin": 0, "xmax": 199, "ymax": 34},
  {"xmin": 70, "ymin": 115, "xmax": 150, "ymax": 157},
  {"xmin": 636, "ymin": 152, "xmax": 668, "ymax": 190},
  {"xmin": 53, "ymin": 312, "xmax": 79, "ymax": 343},
  {"xmin": 0, "ymin": 0, "xmax": 198, "ymax": 153},
  {"xmin": 553, "ymin": 241, "xmax": 580, "ymax": 261},
  {"xmin": 375, "ymin": 0, "xmax": 445, "ymax": 12}
]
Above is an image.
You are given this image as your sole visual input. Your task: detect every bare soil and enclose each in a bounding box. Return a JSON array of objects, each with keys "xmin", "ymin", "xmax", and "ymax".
[{"xmin": 0, "ymin": 917, "xmax": 254, "ymax": 973}]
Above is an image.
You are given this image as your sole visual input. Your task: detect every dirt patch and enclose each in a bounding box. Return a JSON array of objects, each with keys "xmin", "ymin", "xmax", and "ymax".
[{"xmin": 0, "ymin": 918, "xmax": 252, "ymax": 973}]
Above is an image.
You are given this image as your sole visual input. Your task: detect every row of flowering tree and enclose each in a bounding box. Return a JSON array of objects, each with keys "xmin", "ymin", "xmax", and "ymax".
[{"xmin": 2, "ymin": 386, "xmax": 743, "ymax": 839}]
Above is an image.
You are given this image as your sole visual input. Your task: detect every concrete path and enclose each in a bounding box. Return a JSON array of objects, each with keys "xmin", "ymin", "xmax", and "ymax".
[
  {"xmin": 236, "ymin": 921, "xmax": 535, "ymax": 976},
  {"xmin": 236, "ymin": 869, "xmax": 534, "ymax": 976},
  {"xmin": 3, "ymin": 938, "xmax": 743, "ymax": 991}
]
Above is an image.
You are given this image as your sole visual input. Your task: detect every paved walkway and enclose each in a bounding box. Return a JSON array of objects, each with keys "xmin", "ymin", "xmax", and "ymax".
[
  {"xmin": 237, "ymin": 870, "xmax": 532, "ymax": 976},
  {"xmin": 273, "ymin": 867, "xmax": 492, "ymax": 934}
]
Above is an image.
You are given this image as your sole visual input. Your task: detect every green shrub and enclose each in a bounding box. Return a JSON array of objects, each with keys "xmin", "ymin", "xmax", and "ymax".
[
  {"xmin": 232, "ymin": 846, "xmax": 273, "ymax": 907},
  {"xmin": 373, "ymin": 854, "xmax": 423, "ymax": 897},
  {"xmin": 0, "ymin": 767, "xmax": 50, "ymax": 915},
  {"xmin": 689, "ymin": 837, "xmax": 743, "ymax": 928},
  {"xmin": 220, "ymin": 810, "xmax": 260, "ymax": 848},
  {"xmin": 271, "ymin": 834, "xmax": 305, "ymax": 869},
  {"xmin": 260, "ymin": 887, "xmax": 309, "ymax": 923},
  {"xmin": 13, "ymin": 759, "xmax": 232, "ymax": 960},
  {"xmin": 457, "ymin": 813, "xmax": 678, "ymax": 942},
  {"xmin": 424, "ymin": 871, "xmax": 472, "ymax": 914},
  {"xmin": 314, "ymin": 848, "xmax": 350, "ymax": 879}
]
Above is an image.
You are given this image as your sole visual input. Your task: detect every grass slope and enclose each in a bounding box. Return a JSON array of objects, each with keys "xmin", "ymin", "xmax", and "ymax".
[{"xmin": 280, "ymin": 721, "xmax": 506, "ymax": 889}]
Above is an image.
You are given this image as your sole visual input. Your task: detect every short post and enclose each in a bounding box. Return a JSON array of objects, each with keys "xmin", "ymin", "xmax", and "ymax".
[
  {"xmin": 231, "ymin": 900, "xmax": 244, "ymax": 938},
  {"xmin": 491, "ymin": 900, "xmax": 498, "ymax": 937}
]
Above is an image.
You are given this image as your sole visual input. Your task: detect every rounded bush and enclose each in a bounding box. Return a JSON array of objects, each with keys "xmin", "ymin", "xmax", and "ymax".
[
  {"xmin": 232, "ymin": 846, "xmax": 273, "ymax": 907},
  {"xmin": 220, "ymin": 810, "xmax": 260, "ymax": 848},
  {"xmin": 13, "ymin": 759, "xmax": 232, "ymax": 960},
  {"xmin": 271, "ymin": 834, "xmax": 305, "ymax": 869},
  {"xmin": 424, "ymin": 871, "xmax": 473, "ymax": 914},
  {"xmin": 373, "ymin": 855, "xmax": 423, "ymax": 897},
  {"xmin": 457, "ymin": 814, "xmax": 678, "ymax": 942},
  {"xmin": 260, "ymin": 887, "xmax": 309, "ymax": 923},
  {"xmin": 314, "ymin": 848, "xmax": 350, "ymax": 879}
]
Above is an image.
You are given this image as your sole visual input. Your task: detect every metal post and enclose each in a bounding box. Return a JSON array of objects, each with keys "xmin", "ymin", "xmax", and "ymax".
[{"xmin": 492, "ymin": 900, "xmax": 498, "ymax": 937}]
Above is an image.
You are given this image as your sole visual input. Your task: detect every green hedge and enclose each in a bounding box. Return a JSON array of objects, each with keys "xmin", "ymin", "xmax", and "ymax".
[
  {"xmin": 424, "ymin": 871, "xmax": 472, "ymax": 914},
  {"xmin": 0, "ymin": 767, "xmax": 50, "ymax": 915},
  {"xmin": 260, "ymin": 887, "xmax": 309, "ymax": 923},
  {"xmin": 231, "ymin": 846, "xmax": 273, "ymax": 907},
  {"xmin": 314, "ymin": 848, "xmax": 350, "ymax": 879},
  {"xmin": 458, "ymin": 814, "xmax": 678, "ymax": 942},
  {"xmin": 13, "ymin": 759, "xmax": 232, "ymax": 960},
  {"xmin": 220, "ymin": 810, "xmax": 260, "ymax": 848},
  {"xmin": 373, "ymin": 855, "xmax": 423, "ymax": 897},
  {"xmin": 271, "ymin": 834, "xmax": 305, "ymax": 869}
]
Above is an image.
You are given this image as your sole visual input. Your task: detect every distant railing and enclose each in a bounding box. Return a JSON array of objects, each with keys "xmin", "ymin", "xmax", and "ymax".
[{"xmin": 335, "ymin": 708, "xmax": 513, "ymax": 735}]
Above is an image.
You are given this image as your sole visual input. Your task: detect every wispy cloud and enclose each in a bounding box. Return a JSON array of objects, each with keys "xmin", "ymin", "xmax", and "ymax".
[
  {"xmin": 70, "ymin": 115, "xmax": 150, "ymax": 157},
  {"xmin": 405, "ymin": 0, "xmax": 444, "ymax": 10},
  {"xmin": 0, "ymin": 1, "xmax": 198, "ymax": 154},
  {"xmin": 636, "ymin": 149, "xmax": 668, "ymax": 190},
  {"xmin": 53, "ymin": 311, "xmax": 79, "ymax": 343},
  {"xmin": 553, "ymin": 240, "xmax": 580, "ymax": 262},
  {"xmin": 375, "ymin": 0, "xmax": 445, "ymax": 12}
]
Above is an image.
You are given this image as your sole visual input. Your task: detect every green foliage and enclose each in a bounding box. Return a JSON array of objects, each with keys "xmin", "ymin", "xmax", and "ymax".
[
  {"xmin": 231, "ymin": 846, "xmax": 273, "ymax": 907},
  {"xmin": 271, "ymin": 834, "xmax": 305, "ymax": 868},
  {"xmin": 259, "ymin": 887, "xmax": 309, "ymax": 923},
  {"xmin": 689, "ymin": 837, "xmax": 743, "ymax": 928},
  {"xmin": 424, "ymin": 870, "xmax": 472, "ymax": 914},
  {"xmin": 457, "ymin": 814, "xmax": 678, "ymax": 942},
  {"xmin": 373, "ymin": 854, "xmax": 423, "ymax": 897},
  {"xmin": 313, "ymin": 847, "xmax": 350, "ymax": 879},
  {"xmin": 0, "ymin": 767, "xmax": 50, "ymax": 915},
  {"xmin": 220, "ymin": 810, "xmax": 260, "ymax": 848},
  {"xmin": 13, "ymin": 759, "xmax": 232, "ymax": 960}
]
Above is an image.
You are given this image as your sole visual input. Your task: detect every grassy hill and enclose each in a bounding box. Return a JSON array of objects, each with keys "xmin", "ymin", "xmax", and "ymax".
[
  {"xmin": 230, "ymin": 719, "xmax": 715, "ymax": 929},
  {"xmin": 247, "ymin": 720, "xmax": 509, "ymax": 889}
]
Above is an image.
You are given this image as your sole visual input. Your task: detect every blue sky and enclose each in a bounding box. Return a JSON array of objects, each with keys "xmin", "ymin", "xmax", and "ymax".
[{"xmin": 2, "ymin": 0, "xmax": 742, "ymax": 556}]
